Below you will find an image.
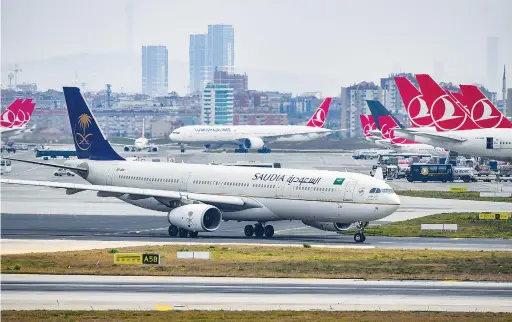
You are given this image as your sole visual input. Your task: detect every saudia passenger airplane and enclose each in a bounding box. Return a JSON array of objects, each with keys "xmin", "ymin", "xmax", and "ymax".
[
  {"xmin": 169, "ymin": 97, "xmax": 337, "ymax": 153},
  {"xmin": 1, "ymin": 87, "xmax": 400, "ymax": 243}
]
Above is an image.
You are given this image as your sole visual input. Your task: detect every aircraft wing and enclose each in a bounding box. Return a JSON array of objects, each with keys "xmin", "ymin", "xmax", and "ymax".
[
  {"xmin": 254, "ymin": 129, "xmax": 341, "ymax": 141},
  {"xmin": 394, "ymin": 129, "xmax": 467, "ymax": 143},
  {"xmin": 0, "ymin": 179, "xmax": 262, "ymax": 210}
]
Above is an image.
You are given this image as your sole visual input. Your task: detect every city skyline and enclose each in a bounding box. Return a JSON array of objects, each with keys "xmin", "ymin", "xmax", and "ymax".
[{"xmin": 1, "ymin": 0, "xmax": 511, "ymax": 95}]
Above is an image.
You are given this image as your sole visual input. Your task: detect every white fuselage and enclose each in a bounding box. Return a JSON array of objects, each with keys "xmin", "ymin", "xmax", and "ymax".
[
  {"xmin": 0, "ymin": 125, "xmax": 26, "ymax": 138},
  {"xmin": 391, "ymin": 144, "xmax": 448, "ymax": 157},
  {"xmin": 66, "ymin": 160, "xmax": 400, "ymax": 223},
  {"xmin": 396, "ymin": 128, "xmax": 512, "ymax": 162},
  {"xmin": 134, "ymin": 137, "xmax": 149, "ymax": 150},
  {"xmin": 169, "ymin": 125, "xmax": 332, "ymax": 146}
]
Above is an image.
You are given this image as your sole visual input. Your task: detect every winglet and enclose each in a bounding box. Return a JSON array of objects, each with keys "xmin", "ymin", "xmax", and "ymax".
[
  {"xmin": 306, "ymin": 97, "xmax": 332, "ymax": 128},
  {"xmin": 63, "ymin": 87, "xmax": 124, "ymax": 161}
]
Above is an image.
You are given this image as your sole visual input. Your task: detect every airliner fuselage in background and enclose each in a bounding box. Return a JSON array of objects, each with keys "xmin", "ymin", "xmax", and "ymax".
[{"xmin": 169, "ymin": 98, "xmax": 336, "ymax": 153}]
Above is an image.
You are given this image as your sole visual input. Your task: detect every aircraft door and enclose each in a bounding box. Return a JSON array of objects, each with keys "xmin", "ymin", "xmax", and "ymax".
[
  {"xmin": 486, "ymin": 137, "xmax": 494, "ymax": 149},
  {"xmin": 275, "ymin": 181, "xmax": 286, "ymax": 198},
  {"xmin": 493, "ymin": 138, "xmax": 501, "ymax": 149},
  {"xmin": 342, "ymin": 179, "xmax": 357, "ymax": 201},
  {"xmin": 106, "ymin": 167, "xmax": 114, "ymax": 186},
  {"xmin": 179, "ymin": 173, "xmax": 191, "ymax": 192}
]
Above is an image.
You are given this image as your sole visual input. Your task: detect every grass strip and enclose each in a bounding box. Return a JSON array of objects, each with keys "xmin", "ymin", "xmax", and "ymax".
[
  {"xmin": 364, "ymin": 212, "xmax": 512, "ymax": 239},
  {"xmin": 396, "ymin": 190, "xmax": 512, "ymax": 202},
  {"xmin": 2, "ymin": 245, "xmax": 511, "ymax": 281},
  {"xmin": 2, "ymin": 311, "xmax": 511, "ymax": 322}
]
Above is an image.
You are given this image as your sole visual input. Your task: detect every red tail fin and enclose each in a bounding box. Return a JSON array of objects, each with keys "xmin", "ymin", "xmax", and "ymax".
[
  {"xmin": 359, "ymin": 114, "xmax": 376, "ymax": 138},
  {"xmin": 416, "ymin": 74, "xmax": 475, "ymax": 131},
  {"xmin": 377, "ymin": 115, "xmax": 417, "ymax": 144},
  {"xmin": 450, "ymin": 91, "xmax": 467, "ymax": 108},
  {"xmin": 395, "ymin": 77, "xmax": 431, "ymax": 127},
  {"xmin": 14, "ymin": 99, "xmax": 36, "ymax": 127},
  {"xmin": 459, "ymin": 85, "xmax": 512, "ymax": 129},
  {"xmin": 306, "ymin": 97, "xmax": 332, "ymax": 128},
  {"xmin": 1, "ymin": 99, "xmax": 24, "ymax": 128}
]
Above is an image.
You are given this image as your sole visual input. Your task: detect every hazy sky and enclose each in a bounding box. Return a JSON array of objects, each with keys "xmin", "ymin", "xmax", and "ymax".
[{"xmin": 1, "ymin": 0, "xmax": 511, "ymax": 95}]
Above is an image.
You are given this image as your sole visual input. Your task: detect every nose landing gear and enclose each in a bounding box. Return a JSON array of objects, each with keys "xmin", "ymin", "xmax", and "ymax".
[{"xmin": 354, "ymin": 221, "xmax": 369, "ymax": 243}]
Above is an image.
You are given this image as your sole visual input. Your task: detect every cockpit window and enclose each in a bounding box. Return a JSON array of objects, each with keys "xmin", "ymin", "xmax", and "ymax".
[
  {"xmin": 381, "ymin": 188, "xmax": 394, "ymax": 194},
  {"xmin": 369, "ymin": 188, "xmax": 385, "ymax": 194},
  {"xmin": 173, "ymin": 131, "xmax": 180, "ymax": 134},
  {"xmin": 369, "ymin": 188, "xmax": 376, "ymax": 193},
  {"xmin": 375, "ymin": 188, "xmax": 381, "ymax": 193}
]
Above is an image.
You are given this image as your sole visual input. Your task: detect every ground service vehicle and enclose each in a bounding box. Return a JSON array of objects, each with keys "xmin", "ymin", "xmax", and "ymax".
[
  {"xmin": 407, "ymin": 164, "xmax": 453, "ymax": 182},
  {"xmin": 0, "ymin": 158, "xmax": 12, "ymax": 174}
]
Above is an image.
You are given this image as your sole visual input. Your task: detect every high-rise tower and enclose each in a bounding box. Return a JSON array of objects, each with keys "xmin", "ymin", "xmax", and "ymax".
[{"xmin": 503, "ymin": 65, "xmax": 507, "ymax": 117}]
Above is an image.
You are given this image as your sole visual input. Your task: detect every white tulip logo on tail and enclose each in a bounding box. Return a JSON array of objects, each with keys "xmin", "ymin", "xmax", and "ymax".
[
  {"xmin": 1, "ymin": 109, "xmax": 16, "ymax": 128},
  {"xmin": 310, "ymin": 108, "xmax": 325, "ymax": 128},
  {"xmin": 430, "ymin": 95, "xmax": 467, "ymax": 131},
  {"xmin": 407, "ymin": 95, "xmax": 432, "ymax": 127},
  {"xmin": 471, "ymin": 98, "xmax": 502, "ymax": 129}
]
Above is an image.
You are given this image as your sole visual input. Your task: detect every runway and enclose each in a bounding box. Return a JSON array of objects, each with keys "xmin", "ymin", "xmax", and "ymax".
[
  {"xmin": 2, "ymin": 275, "xmax": 511, "ymax": 312},
  {"xmin": 2, "ymin": 151, "xmax": 512, "ymax": 253},
  {"xmin": 2, "ymin": 213, "xmax": 512, "ymax": 253}
]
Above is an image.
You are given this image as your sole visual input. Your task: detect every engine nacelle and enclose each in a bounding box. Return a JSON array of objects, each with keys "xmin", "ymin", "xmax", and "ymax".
[
  {"xmin": 151, "ymin": 146, "xmax": 159, "ymax": 152},
  {"xmin": 124, "ymin": 146, "xmax": 130, "ymax": 152},
  {"xmin": 243, "ymin": 137, "xmax": 265, "ymax": 150},
  {"xmin": 168, "ymin": 204, "xmax": 222, "ymax": 232},
  {"xmin": 302, "ymin": 220, "xmax": 352, "ymax": 232}
]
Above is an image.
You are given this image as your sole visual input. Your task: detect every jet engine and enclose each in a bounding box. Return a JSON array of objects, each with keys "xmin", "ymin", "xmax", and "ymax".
[
  {"xmin": 302, "ymin": 220, "xmax": 352, "ymax": 232},
  {"xmin": 168, "ymin": 204, "xmax": 222, "ymax": 232},
  {"xmin": 123, "ymin": 146, "xmax": 130, "ymax": 152},
  {"xmin": 150, "ymin": 146, "xmax": 159, "ymax": 152},
  {"xmin": 243, "ymin": 137, "xmax": 265, "ymax": 150}
]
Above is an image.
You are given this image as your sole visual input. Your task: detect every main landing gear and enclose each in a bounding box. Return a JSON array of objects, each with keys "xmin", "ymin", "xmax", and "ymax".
[
  {"xmin": 180, "ymin": 144, "xmax": 185, "ymax": 153},
  {"xmin": 234, "ymin": 146, "xmax": 249, "ymax": 153},
  {"xmin": 244, "ymin": 223, "xmax": 274, "ymax": 238},
  {"xmin": 354, "ymin": 221, "xmax": 369, "ymax": 243},
  {"xmin": 257, "ymin": 147, "xmax": 271, "ymax": 153},
  {"xmin": 168, "ymin": 224, "xmax": 199, "ymax": 238}
]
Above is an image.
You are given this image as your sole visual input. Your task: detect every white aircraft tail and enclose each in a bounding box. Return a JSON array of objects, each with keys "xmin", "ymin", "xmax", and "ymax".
[{"xmin": 373, "ymin": 167, "xmax": 384, "ymax": 180}]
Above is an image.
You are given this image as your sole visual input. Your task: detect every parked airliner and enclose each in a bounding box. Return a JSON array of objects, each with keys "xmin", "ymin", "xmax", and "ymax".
[
  {"xmin": 366, "ymin": 100, "xmax": 448, "ymax": 157},
  {"xmin": 117, "ymin": 118, "xmax": 160, "ymax": 153},
  {"xmin": 169, "ymin": 97, "xmax": 337, "ymax": 153},
  {"xmin": 1, "ymin": 87, "xmax": 400, "ymax": 243}
]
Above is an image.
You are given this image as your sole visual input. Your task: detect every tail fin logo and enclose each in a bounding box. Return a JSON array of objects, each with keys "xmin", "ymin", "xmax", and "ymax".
[
  {"xmin": 470, "ymin": 99, "xmax": 502, "ymax": 128},
  {"xmin": 1, "ymin": 109, "xmax": 16, "ymax": 128},
  {"xmin": 75, "ymin": 113, "xmax": 93, "ymax": 150},
  {"xmin": 407, "ymin": 96, "xmax": 432, "ymax": 127},
  {"xmin": 430, "ymin": 95, "xmax": 466, "ymax": 131},
  {"xmin": 360, "ymin": 115, "xmax": 375, "ymax": 137},
  {"xmin": 310, "ymin": 108, "xmax": 325, "ymax": 128}
]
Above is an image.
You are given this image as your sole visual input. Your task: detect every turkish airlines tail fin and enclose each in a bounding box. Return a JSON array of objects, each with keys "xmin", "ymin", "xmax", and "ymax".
[
  {"xmin": 450, "ymin": 91, "xmax": 467, "ymax": 108},
  {"xmin": 306, "ymin": 97, "xmax": 332, "ymax": 128},
  {"xmin": 63, "ymin": 87, "xmax": 124, "ymax": 161},
  {"xmin": 366, "ymin": 100, "xmax": 417, "ymax": 144},
  {"xmin": 395, "ymin": 77, "xmax": 432, "ymax": 127},
  {"xmin": 415, "ymin": 74, "xmax": 476, "ymax": 131},
  {"xmin": 459, "ymin": 85, "xmax": 512, "ymax": 129},
  {"xmin": 359, "ymin": 114, "xmax": 375, "ymax": 139},
  {"xmin": 1, "ymin": 98, "xmax": 36, "ymax": 128}
]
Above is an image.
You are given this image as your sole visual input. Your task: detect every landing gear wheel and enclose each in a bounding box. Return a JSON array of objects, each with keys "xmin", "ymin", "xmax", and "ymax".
[
  {"xmin": 354, "ymin": 232, "xmax": 366, "ymax": 243},
  {"xmin": 178, "ymin": 228, "xmax": 189, "ymax": 238},
  {"xmin": 244, "ymin": 225, "xmax": 254, "ymax": 237},
  {"xmin": 254, "ymin": 224, "xmax": 264, "ymax": 237},
  {"xmin": 188, "ymin": 231, "xmax": 199, "ymax": 238},
  {"xmin": 168, "ymin": 225, "xmax": 178, "ymax": 237},
  {"xmin": 264, "ymin": 225, "xmax": 274, "ymax": 238}
]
